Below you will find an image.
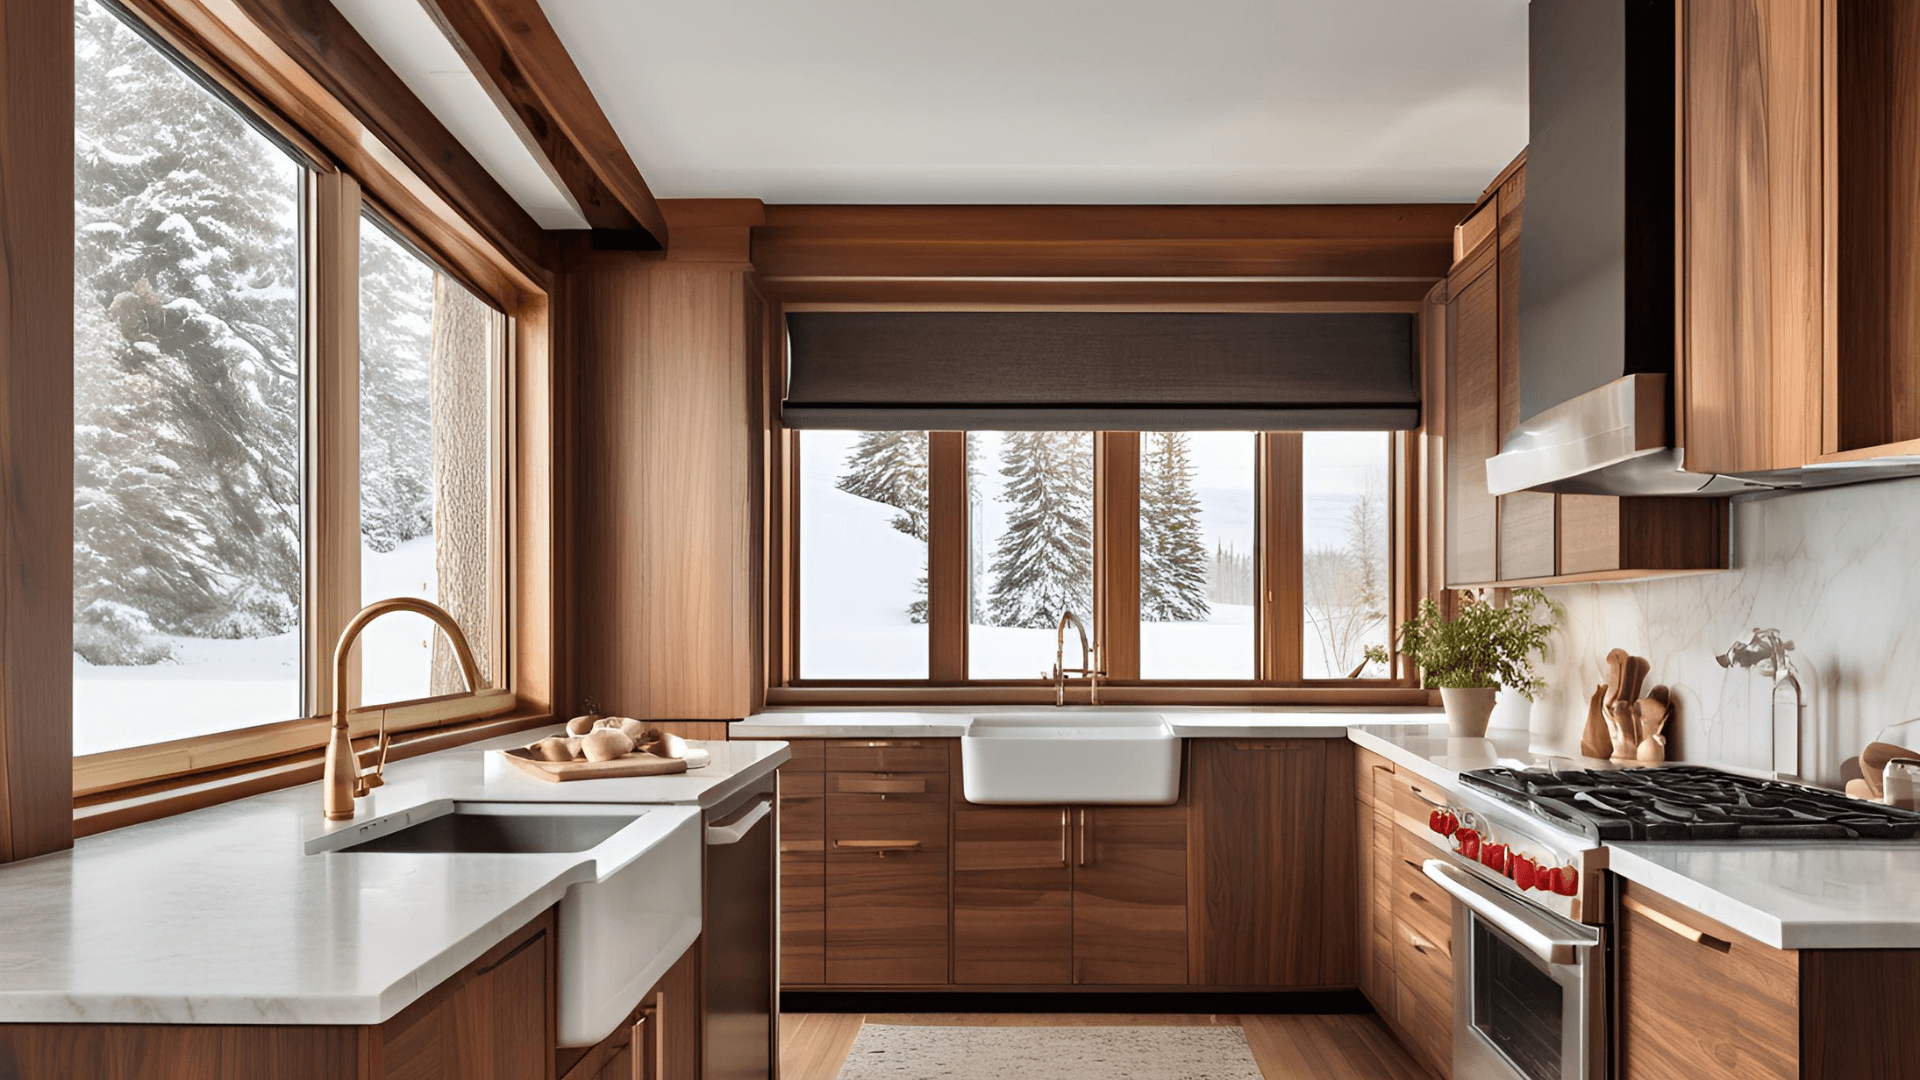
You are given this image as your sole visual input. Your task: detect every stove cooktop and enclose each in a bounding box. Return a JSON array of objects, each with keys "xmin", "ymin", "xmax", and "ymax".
[{"xmin": 1460, "ymin": 765, "xmax": 1920, "ymax": 842}]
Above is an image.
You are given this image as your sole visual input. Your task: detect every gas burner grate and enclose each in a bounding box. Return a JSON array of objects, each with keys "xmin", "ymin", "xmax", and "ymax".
[{"xmin": 1459, "ymin": 765, "xmax": 1920, "ymax": 841}]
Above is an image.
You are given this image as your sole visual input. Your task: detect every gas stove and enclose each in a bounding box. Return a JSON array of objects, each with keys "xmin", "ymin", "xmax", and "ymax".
[{"xmin": 1460, "ymin": 764, "xmax": 1920, "ymax": 842}]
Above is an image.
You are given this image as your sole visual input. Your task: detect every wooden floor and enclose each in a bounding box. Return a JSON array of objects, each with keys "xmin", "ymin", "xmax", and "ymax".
[{"xmin": 779, "ymin": 1012, "xmax": 1436, "ymax": 1080}]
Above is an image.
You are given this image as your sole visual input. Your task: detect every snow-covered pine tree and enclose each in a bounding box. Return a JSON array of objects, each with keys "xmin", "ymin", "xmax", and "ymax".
[
  {"xmin": 835, "ymin": 431, "xmax": 930, "ymax": 620},
  {"xmin": 74, "ymin": 0, "xmax": 303, "ymax": 650},
  {"xmin": 1139, "ymin": 432, "xmax": 1211, "ymax": 622},
  {"xmin": 358, "ymin": 222, "xmax": 437, "ymax": 554},
  {"xmin": 987, "ymin": 431, "xmax": 1094, "ymax": 629}
]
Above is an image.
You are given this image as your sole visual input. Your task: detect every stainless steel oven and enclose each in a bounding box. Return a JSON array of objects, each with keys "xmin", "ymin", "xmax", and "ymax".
[{"xmin": 1424, "ymin": 860, "xmax": 1605, "ymax": 1080}]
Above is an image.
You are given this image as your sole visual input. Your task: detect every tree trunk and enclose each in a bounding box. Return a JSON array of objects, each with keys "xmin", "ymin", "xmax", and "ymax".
[{"xmin": 429, "ymin": 276, "xmax": 493, "ymax": 694}]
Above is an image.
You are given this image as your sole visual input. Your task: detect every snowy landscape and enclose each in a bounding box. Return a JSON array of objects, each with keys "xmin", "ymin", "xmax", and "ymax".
[
  {"xmin": 799, "ymin": 428, "xmax": 1389, "ymax": 681},
  {"xmin": 73, "ymin": 0, "xmax": 483, "ymax": 755}
]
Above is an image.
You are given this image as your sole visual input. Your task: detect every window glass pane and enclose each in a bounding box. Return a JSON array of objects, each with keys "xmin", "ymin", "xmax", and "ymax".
[
  {"xmin": 73, "ymin": 0, "xmax": 304, "ymax": 755},
  {"xmin": 358, "ymin": 217, "xmax": 497, "ymax": 705},
  {"xmin": 1303, "ymin": 432, "xmax": 1392, "ymax": 678},
  {"xmin": 799, "ymin": 430, "xmax": 929, "ymax": 678},
  {"xmin": 1139, "ymin": 432, "xmax": 1255, "ymax": 680},
  {"xmin": 968, "ymin": 431, "xmax": 1094, "ymax": 679}
]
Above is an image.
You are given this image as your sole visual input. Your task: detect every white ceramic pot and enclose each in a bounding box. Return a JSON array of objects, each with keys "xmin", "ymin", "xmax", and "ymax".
[{"xmin": 1440, "ymin": 686, "xmax": 1499, "ymax": 738}]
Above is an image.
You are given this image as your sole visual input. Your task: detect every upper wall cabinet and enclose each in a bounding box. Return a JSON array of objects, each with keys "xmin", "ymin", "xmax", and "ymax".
[
  {"xmin": 1680, "ymin": 0, "xmax": 1920, "ymax": 472},
  {"xmin": 1439, "ymin": 160, "xmax": 1729, "ymax": 589}
]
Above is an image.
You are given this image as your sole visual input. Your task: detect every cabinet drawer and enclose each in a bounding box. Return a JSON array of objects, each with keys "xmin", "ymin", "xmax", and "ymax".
[
  {"xmin": 829, "ymin": 770, "xmax": 950, "ymax": 796},
  {"xmin": 1388, "ymin": 771, "xmax": 1449, "ymax": 829},
  {"xmin": 1395, "ymin": 971, "xmax": 1452, "ymax": 1078},
  {"xmin": 826, "ymin": 791, "xmax": 949, "ymax": 853},
  {"xmin": 825, "ymin": 739, "xmax": 950, "ymax": 773},
  {"xmin": 1392, "ymin": 831, "xmax": 1452, "ymax": 948}
]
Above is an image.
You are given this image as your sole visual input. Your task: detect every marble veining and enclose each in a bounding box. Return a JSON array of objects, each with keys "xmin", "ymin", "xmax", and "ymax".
[
  {"xmin": 1530, "ymin": 478, "xmax": 1920, "ymax": 785},
  {"xmin": 0, "ymin": 733, "xmax": 787, "ymax": 1026}
]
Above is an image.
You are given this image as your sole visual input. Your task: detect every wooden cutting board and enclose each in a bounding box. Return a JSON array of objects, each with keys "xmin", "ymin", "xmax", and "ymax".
[{"xmin": 498, "ymin": 747, "xmax": 702, "ymax": 783}]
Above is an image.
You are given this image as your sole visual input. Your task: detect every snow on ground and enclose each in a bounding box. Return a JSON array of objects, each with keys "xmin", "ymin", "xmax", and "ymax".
[
  {"xmin": 73, "ymin": 536, "xmax": 442, "ymax": 756},
  {"xmin": 799, "ymin": 433, "xmax": 928, "ymax": 679}
]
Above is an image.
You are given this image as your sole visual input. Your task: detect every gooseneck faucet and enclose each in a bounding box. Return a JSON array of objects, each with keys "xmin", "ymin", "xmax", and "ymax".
[
  {"xmin": 1051, "ymin": 610, "xmax": 1105, "ymax": 707},
  {"xmin": 1714, "ymin": 627, "xmax": 1802, "ymax": 779},
  {"xmin": 324, "ymin": 598, "xmax": 483, "ymax": 821}
]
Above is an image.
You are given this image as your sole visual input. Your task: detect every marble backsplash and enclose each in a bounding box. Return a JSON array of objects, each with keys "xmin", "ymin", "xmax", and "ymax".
[{"xmin": 1519, "ymin": 475, "xmax": 1920, "ymax": 785}]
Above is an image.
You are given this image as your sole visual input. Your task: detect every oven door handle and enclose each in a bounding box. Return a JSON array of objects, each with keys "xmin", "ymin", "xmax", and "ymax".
[{"xmin": 1423, "ymin": 859, "xmax": 1597, "ymax": 967}]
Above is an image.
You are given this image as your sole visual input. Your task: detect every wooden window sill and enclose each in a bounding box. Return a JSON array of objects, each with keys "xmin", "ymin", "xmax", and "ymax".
[
  {"xmin": 73, "ymin": 709, "xmax": 555, "ymax": 838},
  {"xmin": 765, "ymin": 684, "xmax": 1437, "ymax": 708}
]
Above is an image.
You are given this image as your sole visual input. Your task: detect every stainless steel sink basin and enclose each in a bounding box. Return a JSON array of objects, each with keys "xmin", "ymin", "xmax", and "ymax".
[{"xmin": 334, "ymin": 808, "xmax": 638, "ymax": 854}]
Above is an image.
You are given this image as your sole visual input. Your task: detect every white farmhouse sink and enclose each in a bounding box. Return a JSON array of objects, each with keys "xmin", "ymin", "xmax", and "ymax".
[
  {"xmin": 308, "ymin": 801, "xmax": 702, "ymax": 1047},
  {"xmin": 961, "ymin": 712, "xmax": 1181, "ymax": 805}
]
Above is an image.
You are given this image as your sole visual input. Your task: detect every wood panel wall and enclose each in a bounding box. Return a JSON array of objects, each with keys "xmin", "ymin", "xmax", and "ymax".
[
  {"xmin": 568, "ymin": 202, "xmax": 767, "ymax": 736},
  {"xmin": 0, "ymin": 0, "xmax": 76, "ymax": 864}
]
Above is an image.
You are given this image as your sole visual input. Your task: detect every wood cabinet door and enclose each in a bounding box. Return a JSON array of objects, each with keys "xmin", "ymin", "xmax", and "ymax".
[
  {"xmin": 1188, "ymin": 739, "xmax": 1352, "ymax": 987},
  {"xmin": 1680, "ymin": 0, "xmax": 1824, "ymax": 475},
  {"xmin": 824, "ymin": 789, "xmax": 950, "ymax": 984},
  {"xmin": 953, "ymin": 805, "xmax": 1073, "ymax": 985},
  {"xmin": 1617, "ymin": 883, "xmax": 1796, "ymax": 1080},
  {"xmin": 378, "ymin": 911, "xmax": 553, "ymax": 1080},
  {"xmin": 1446, "ymin": 255, "xmax": 1500, "ymax": 586},
  {"xmin": 1071, "ymin": 804, "xmax": 1187, "ymax": 985}
]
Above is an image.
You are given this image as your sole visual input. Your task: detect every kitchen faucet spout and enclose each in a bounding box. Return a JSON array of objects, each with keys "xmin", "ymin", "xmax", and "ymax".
[
  {"xmin": 1051, "ymin": 610, "xmax": 1104, "ymax": 707},
  {"xmin": 323, "ymin": 598, "xmax": 483, "ymax": 821}
]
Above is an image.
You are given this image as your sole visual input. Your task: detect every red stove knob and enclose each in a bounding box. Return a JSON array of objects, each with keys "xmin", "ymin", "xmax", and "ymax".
[
  {"xmin": 1427, "ymin": 810, "xmax": 1458, "ymax": 836},
  {"xmin": 1455, "ymin": 828, "xmax": 1480, "ymax": 860},
  {"xmin": 1552, "ymin": 865, "xmax": 1579, "ymax": 896},
  {"xmin": 1481, "ymin": 843, "xmax": 1507, "ymax": 873},
  {"xmin": 1512, "ymin": 856, "xmax": 1537, "ymax": 891}
]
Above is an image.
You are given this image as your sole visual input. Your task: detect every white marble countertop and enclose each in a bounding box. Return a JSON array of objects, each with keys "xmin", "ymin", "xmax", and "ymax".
[
  {"xmin": 731, "ymin": 705, "xmax": 1442, "ymax": 740},
  {"xmin": 1348, "ymin": 724, "xmax": 1920, "ymax": 950},
  {"xmin": 0, "ymin": 731, "xmax": 788, "ymax": 1026}
]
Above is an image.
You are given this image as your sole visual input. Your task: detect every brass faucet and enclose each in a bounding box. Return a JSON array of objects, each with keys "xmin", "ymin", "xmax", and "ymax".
[
  {"xmin": 1051, "ymin": 610, "xmax": 1105, "ymax": 707},
  {"xmin": 323, "ymin": 597, "xmax": 483, "ymax": 821}
]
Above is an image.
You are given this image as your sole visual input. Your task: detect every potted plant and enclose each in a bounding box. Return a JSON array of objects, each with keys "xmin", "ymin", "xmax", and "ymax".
[{"xmin": 1364, "ymin": 588, "xmax": 1561, "ymax": 737}]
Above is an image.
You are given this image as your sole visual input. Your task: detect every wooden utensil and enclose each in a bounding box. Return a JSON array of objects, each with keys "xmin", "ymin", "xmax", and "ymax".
[
  {"xmin": 1604, "ymin": 649, "xmax": 1629, "ymax": 712},
  {"xmin": 1847, "ymin": 778, "xmax": 1875, "ymax": 801},
  {"xmin": 1608, "ymin": 701, "xmax": 1639, "ymax": 760},
  {"xmin": 499, "ymin": 747, "xmax": 692, "ymax": 783},
  {"xmin": 1635, "ymin": 690, "xmax": 1670, "ymax": 763},
  {"xmin": 1580, "ymin": 683, "xmax": 1612, "ymax": 758},
  {"xmin": 1622, "ymin": 655, "xmax": 1651, "ymax": 709}
]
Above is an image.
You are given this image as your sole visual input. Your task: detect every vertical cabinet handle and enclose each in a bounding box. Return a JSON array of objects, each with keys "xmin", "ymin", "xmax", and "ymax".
[
  {"xmin": 1077, "ymin": 808, "xmax": 1091, "ymax": 867},
  {"xmin": 1060, "ymin": 807, "xmax": 1069, "ymax": 867},
  {"xmin": 631, "ymin": 1012, "xmax": 651, "ymax": 1080}
]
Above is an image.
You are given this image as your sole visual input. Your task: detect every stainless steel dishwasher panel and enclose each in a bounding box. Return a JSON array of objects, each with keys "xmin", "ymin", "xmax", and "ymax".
[{"xmin": 704, "ymin": 777, "xmax": 776, "ymax": 1080}]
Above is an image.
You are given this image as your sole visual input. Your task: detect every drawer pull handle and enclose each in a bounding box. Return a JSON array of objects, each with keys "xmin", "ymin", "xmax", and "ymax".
[
  {"xmin": 1405, "ymin": 785, "xmax": 1447, "ymax": 809},
  {"xmin": 837, "ymin": 777, "xmax": 927, "ymax": 794},
  {"xmin": 832, "ymin": 839, "xmax": 922, "ymax": 857},
  {"xmin": 1409, "ymin": 889, "xmax": 1433, "ymax": 907},
  {"xmin": 1623, "ymin": 895, "xmax": 1731, "ymax": 953},
  {"xmin": 779, "ymin": 840, "xmax": 825, "ymax": 854}
]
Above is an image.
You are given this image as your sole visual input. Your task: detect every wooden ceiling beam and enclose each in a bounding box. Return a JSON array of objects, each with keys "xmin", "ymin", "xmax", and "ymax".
[
  {"xmin": 220, "ymin": 0, "xmax": 549, "ymax": 281},
  {"xmin": 417, "ymin": 0, "xmax": 668, "ymax": 250}
]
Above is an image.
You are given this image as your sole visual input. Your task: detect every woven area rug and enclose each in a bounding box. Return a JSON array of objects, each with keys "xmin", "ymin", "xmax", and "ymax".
[{"xmin": 834, "ymin": 1024, "xmax": 1265, "ymax": 1080}]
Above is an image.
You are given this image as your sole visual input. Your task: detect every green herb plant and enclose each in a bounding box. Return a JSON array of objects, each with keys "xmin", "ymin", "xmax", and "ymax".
[{"xmin": 1363, "ymin": 588, "xmax": 1562, "ymax": 699}]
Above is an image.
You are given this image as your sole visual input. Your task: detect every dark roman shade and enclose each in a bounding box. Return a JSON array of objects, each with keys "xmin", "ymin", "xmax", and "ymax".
[{"xmin": 782, "ymin": 311, "xmax": 1419, "ymax": 431}]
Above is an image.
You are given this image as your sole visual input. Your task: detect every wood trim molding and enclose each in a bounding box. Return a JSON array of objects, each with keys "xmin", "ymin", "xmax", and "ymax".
[
  {"xmin": 1260, "ymin": 433, "xmax": 1305, "ymax": 681},
  {"xmin": 72, "ymin": 710, "xmax": 554, "ymax": 837},
  {"xmin": 767, "ymin": 685, "xmax": 1438, "ymax": 708},
  {"xmin": 124, "ymin": 0, "xmax": 550, "ymax": 299},
  {"xmin": 308, "ymin": 170, "xmax": 362, "ymax": 717},
  {"xmin": 415, "ymin": 0, "xmax": 667, "ymax": 247},
  {"xmin": 927, "ymin": 432, "xmax": 968, "ymax": 681},
  {"xmin": 1094, "ymin": 432, "xmax": 1142, "ymax": 680},
  {"xmin": 0, "ymin": 0, "xmax": 77, "ymax": 864},
  {"xmin": 752, "ymin": 204, "xmax": 1468, "ymax": 283}
]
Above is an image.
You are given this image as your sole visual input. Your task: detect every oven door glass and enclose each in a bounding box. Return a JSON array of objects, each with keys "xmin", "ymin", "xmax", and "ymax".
[{"xmin": 1469, "ymin": 917, "xmax": 1566, "ymax": 1080}]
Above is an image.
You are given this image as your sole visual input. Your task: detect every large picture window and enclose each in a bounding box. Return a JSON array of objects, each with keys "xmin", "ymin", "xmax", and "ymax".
[
  {"xmin": 72, "ymin": 0, "xmax": 514, "ymax": 768},
  {"xmin": 787, "ymin": 427, "xmax": 1404, "ymax": 687},
  {"xmin": 73, "ymin": 0, "xmax": 306, "ymax": 755}
]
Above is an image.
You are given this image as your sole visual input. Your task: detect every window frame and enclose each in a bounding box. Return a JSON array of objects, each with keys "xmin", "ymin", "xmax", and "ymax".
[
  {"xmin": 769, "ymin": 306, "xmax": 1428, "ymax": 706},
  {"xmin": 71, "ymin": 0, "xmax": 554, "ymax": 802}
]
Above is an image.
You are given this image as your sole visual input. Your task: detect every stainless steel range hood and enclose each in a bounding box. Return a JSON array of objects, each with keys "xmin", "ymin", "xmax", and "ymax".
[{"xmin": 1490, "ymin": 0, "xmax": 1920, "ymax": 497}]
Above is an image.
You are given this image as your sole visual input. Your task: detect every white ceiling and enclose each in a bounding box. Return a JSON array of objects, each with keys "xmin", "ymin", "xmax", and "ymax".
[
  {"xmin": 339, "ymin": 1, "xmax": 1529, "ymax": 221},
  {"xmin": 540, "ymin": 0, "xmax": 1529, "ymax": 205}
]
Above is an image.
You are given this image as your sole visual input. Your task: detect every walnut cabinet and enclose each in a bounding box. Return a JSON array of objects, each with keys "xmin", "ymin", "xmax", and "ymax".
[
  {"xmin": 767, "ymin": 735, "xmax": 1356, "ymax": 991},
  {"xmin": 1439, "ymin": 158, "xmax": 1729, "ymax": 590}
]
